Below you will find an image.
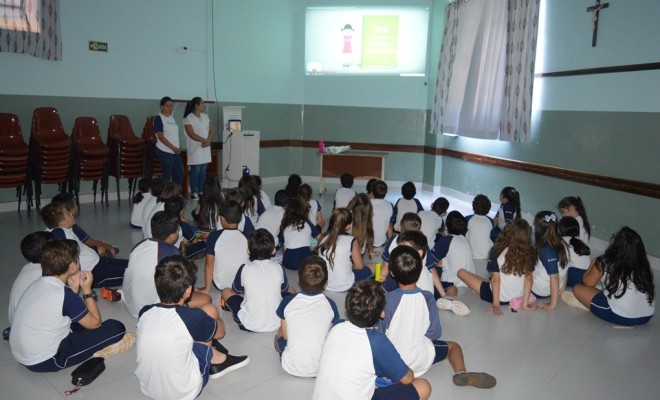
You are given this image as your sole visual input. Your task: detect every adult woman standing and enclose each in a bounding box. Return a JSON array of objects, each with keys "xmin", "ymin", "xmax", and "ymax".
[
  {"xmin": 183, "ymin": 97, "xmax": 214, "ymax": 199},
  {"xmin": 153, "ymin": 96, "xmax": 184, "ymax": 183}
]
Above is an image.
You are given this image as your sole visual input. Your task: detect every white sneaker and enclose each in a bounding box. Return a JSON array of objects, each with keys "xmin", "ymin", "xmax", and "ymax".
[{"xmin": 437, "ymin": 298, "xmax": 471, "ymax": 316}]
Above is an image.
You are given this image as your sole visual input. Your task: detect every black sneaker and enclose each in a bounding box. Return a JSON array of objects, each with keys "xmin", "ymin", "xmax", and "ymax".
[
  {"xmin": 210, "ymin": 354, "xmax": 249, "ymax": 379},
  {"xmin": 453, "ymin": 372, "xmax": 497, "ymax": 388},
  {"xmin": 212, "ymin": 339, "xmax": 229, "ymax": 354}
]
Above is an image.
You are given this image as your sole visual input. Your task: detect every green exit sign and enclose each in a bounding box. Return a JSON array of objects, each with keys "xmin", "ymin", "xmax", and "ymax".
[{"xmin": 88, "ymin": 41, "xmax": 108, "ymax": 52}]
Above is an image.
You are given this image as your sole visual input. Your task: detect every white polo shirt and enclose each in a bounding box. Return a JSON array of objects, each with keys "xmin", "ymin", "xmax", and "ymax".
[
  {"xmin": 154, "ymin": 113, "xmax": 180, "ymax": 154},
  {"xmin": 10, "ymin": 276, "xmax": 88, "ymax": 366},
  {"xmin": 8, "ymin": 262, "xmax": 42, "ymax": 325},
  {"xmin": 123, "ymin": 239, "xmax": 180, "ymax": 317},
  {"xmin": 49, "ymin": 227, "xmax": 99, "ymax": 272},
  {"xmin": 131, "ymin": 192, "xmax": 155, "ymax": 227},
  {"xmin": 418, "ymin": 210, "xmax": 444, "ymax": 246},
  {"xmin": 183, "ymin": 113, "xmax": 211, "ymax": 165},
  {"xmin": 232, "ymin": 259, "xmax": 289, "ymax": 332},
  {"xmin": 136, "ymin": 304, "xmax": 217, "ymax": 400},
  {"xmin": 466, "ymin": 214, "xmax": 494, "ymax": 259},
  {"xmin": 205, "ymin": 229, "xmax": 249, "ymax": 290},
  {"xmin": 320, "ymin": 235, "xmax": 356, "ymax": 292},
  {"xmin": 256, "ymin": 205, "xmax": 285, "ymax": 246},
  {"xmin": 334, "ymin": 187, "xmax": 356, "ymax": 209},
  {"xmin": 431, "ymin": 234, "xmax": 475, "ymax": 287},
  {"xmin": 277, "ymin": 292, "xmax": 340, "ymax": 377},
  {"xmin": 371, "ymin": 198, "xmax": 393, "ymax": 247}
]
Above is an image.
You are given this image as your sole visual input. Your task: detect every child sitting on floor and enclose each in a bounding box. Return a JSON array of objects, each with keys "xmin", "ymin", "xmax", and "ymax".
[
  {"xmin": 377, "ymin": 246, "xmax": 495, "ymax": 387},
  {"xmin": 6, "ymin": 231, "xmax": 53, "ymax": 338},
  {"xmin": 275, "ymin": 256, "xmax": 340, "ymax": 377},
  {"xmin": 41, "ymin": 202, "xmax": 128, "ymax": 288},
  {"xmin": 418, "ymin": 197, "xmax": 449, "ymax": 246},
  {"xmin": 10, "ymin": 240, "xmax": 132, "ymax": 372},
  {"xmin": 313, "ymin": 280, "xmax": 431, "ymax": 400},
  {"xmin": 200, "ymin": 200, "xmax": 249, "ymax": 293},
  {"xmin": 334, "ymin": 173, "xmax": 356, "ymax": 209},
  {"xmin": 136, "ymin": 256, "xmax": 249, "ymax": 399},
  {"xmin": 221, "ymin": 229, "xmax": 295, "ymax": 332}
]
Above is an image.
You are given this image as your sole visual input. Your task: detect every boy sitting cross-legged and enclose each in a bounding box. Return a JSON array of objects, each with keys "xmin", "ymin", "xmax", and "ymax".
[
  {"xmin": 377, "ymin": 246, "xmax": 496, "ymax": 388},
  {"xmin": 10, "ymin": 240, "xmax": 132, "ymax": 372},
  {"xmin": 136, "ymin": 256, "xmax": 249, "ymax": 400},
  {"xmin": 275, "ymin": 256, "xmax": 340, "ymax": 377},
  {"xmin": 313, "ymin": 279, "xmax": 431, "ymax": 400},
  {"xmin": 221, "ymin": 229, "xmax": 296, "ymax": 332}
]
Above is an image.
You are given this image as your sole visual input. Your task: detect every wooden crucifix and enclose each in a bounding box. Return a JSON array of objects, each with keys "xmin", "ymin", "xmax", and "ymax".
[{"xmin": 587, "ymin": 0, "xmax": 609, "ymax": 47}]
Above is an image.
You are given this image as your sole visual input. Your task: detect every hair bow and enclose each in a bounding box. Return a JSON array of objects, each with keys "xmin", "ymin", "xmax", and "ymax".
[{"xmin": 544, "ymin": 213, "xmax": 557, "ymax": 223}]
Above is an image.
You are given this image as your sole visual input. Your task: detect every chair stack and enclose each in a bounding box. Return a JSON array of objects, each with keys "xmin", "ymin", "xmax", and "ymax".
[
  {"xmin": 141, "ymin": 115, "xmax": 162, "ymax": 181},
  {"xmin": 107, "ymin": 115, "xmax": 144, "ymax": 202},
  {"xmin": 0, "ymin": 113, "xmax": 31, "ymax": 211},
  {"xmin": 30, "ymin": 107, "xmax": 71, "ymax": 208},
  {"xmin": 71, "ymin": 117, "xmax": 109, "ymax": 206}
]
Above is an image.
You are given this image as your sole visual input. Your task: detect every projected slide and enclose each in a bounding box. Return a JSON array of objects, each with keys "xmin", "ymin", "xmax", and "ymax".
[{"xmin": 305, "ymin": 6, "xmax": 429, "ymax": 76}]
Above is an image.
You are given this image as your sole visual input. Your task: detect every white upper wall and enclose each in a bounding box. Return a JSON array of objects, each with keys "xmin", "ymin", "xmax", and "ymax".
[{"xmin": 0, "ymin": 0, "xmax": 210, "ymax": 100}]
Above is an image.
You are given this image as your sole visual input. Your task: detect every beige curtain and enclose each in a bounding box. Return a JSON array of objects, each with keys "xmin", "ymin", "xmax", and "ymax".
[
  {"xmin": 500, "ymin": 0, "xmax": 541, "ymax": 142},
  {"xmin": 432, "ymin": 0, "xmax": 540, "ymax": 142},
  {"xmin": 0, "ymin": 0, "xmax": 62, "ymax": 61}
]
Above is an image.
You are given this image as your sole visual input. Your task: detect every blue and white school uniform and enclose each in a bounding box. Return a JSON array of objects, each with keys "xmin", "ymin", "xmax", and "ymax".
[
  {"xmin": 371, "ymin": 198, "xmax": 393, "ymax": 247},
  {"xmin": 497, "ymin": 202, "xmax": 517, "ymax": 229},
  {"xmin": 205, "ymin": 228, "xmax": 249, "ymax": 290},
  {"xmin": 140, "ymin": 194, "xmax": 159, "ymax": 230},
  {"xmin": 143, "ymin": 202, "xmax": 164, "ymax": 239},
  {"xmin": 259, "ymin": 191, "xmax": 272, "ymax": 210},
  {"xmin": 49, "ymin": 227, "xmax": 129, "ymax": 288},
  {"xmin": 256, "ymin": 205, "xmax": 285, "ymax": 246},
  {"xmin": 276, "ymin": 292, "xmax": 340, "ymax": 377},
  {"xmin": 154, "ymin": 113, "xmax": 183, "ymax": 183},
  {"xmin": 320, "ymin": 234, "xmax": 371, "ymax": 292},
  {"xmin": 466, "ymin": 214, "xmax": 494, "ymax": 260},
  {"xmin": 313, "ymin": 321, "xmax": 414, "ymax": 400},
  {"xmin": 590, "ymin": 272, "xmax": 655, "ymax": 325},
  {"xmin": 136, "ymin": 304, "xmax": 217, "ymax": 400},
  {"xmin": 238, "ymin": 214, "xmax": 256, "ymax": 237},
  {"xmin": 418, "ymin": 210, "xmax": 444, "ymax": 246},
  {"xmin": 122, "ymin": 239, "xmax": 179, "ymax": 317},
  {"xmin": 531, "ymin": 245, "xmax": 567, "ymax": 297},
  {"xmin": 564, "ymin": 236, "xmax": 591, "ymax": 287},
  {"xmin": 308, "ymin": 199, "xmax": 322, "ymax": 227},
  {"xmin": 575, "ymin": 215, "xmax": 590, "ymax": 244},
  {"xmin": 8, "ymin": 262, "xmax": 42, "ymax": 325},
  {"xmin": 391, "ymin": 198, "xmax": 424, "ymax": 229},
  {"xmin": 381, "ymin": 235, "xmax": 435, "ymax": 294},
  {"xmin": 431, "ymin": 234, "xmax": 475, "ymax": 287},
  {"xmin": 131, "ymin": 192, "xmax": 154, "ymax": 228},
  {"xmin": 481, "ymin": 248, "xmax": 527, "ymax": 304},
  {"xmin": 280, "ymin": 221, "xmax": 320, "ymax": 270},
  {"xmin": 229, "ymin": 259, "xmax": 290, "ymax": 332},
  {"xmin": 334, "ymin": 187, "xmax": 356, "ymax": 209},
  {"xmin": 377, "ymin": 288, "xmax": 444, "ymax": 377},
  {"xmin": 246, "ymin": 199, "xmax": 260, "ymax": 227},
  {"xmin": 10, "ymin": 276, "xmax": 125, "ymax": 371}
]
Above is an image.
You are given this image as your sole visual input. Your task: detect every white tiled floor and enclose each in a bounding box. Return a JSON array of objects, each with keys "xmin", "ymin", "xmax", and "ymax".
[{"xmin": 0, "ymin": 181, "xmax": 658, "ymax": 399}]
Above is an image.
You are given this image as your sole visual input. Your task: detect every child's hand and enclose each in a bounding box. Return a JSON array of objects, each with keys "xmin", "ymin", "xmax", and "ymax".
[
  {"xmin": 524, "ymin": 303, "xmax": 539, "ymax": 311},
  {"xmin": 67, "ymin": 273, "xmax": 82, "ymax": 293},
  {"xmin": 537, "ymin": 303, "xmax": 555, "ymax": 311},
  {"xmin": 80, "ymin": 271, "xmax": 94, "ymax": 292},
  {"xmin": 196, "ymin": 286, "xmax": 210, "ymax": 295},
  {"xmin": 488, "ymin": 305, "xmax": 503, "ymax": 316}
]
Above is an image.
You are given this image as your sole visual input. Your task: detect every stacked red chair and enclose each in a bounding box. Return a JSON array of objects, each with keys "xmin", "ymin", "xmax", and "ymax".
[
  {"xmin": 107, "ymin": 115, "xmax": 144, "ymax": 202},
  {"xmin": 141, "ymin": 115, "xmax": 162, "ymax": 181},
  {"xmin": 30, "ymin": 107, "xmax": 71, "ymax": 209},
  {"xmin": 71, "ymin": 117, "xmax": 109, "ymax": 206},
  {"xmin": 0, "ymin": 113, "xmax": 31, "ymax": 211}
]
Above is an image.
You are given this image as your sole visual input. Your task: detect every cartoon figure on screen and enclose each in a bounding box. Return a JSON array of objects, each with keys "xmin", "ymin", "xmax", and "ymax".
[{"xmin": 341, "ymin": 24, "xmax": 355, "ymax": 67}]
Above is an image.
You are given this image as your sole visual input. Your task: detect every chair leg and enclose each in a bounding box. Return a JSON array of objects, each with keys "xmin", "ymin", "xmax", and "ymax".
[
  {"xmin": 16, "ymin": 186, "xmax": 22, "ymax": 212},
  {"xmin": 115, "ymin": 175, "xmax": 120, "ymax": 202},
  {"xmin": 92, "ymin": 180, "xmax": 98, "ymax": 203}
]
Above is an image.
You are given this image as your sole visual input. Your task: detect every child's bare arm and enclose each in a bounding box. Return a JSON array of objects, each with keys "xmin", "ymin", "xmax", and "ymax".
[
  {"xmin": 197, "ymin": 255, "xmax": 214, "ymax": 293},
  {"xmin": 489, "ymin": 272, "xmax": 503, "ymax": 315}
]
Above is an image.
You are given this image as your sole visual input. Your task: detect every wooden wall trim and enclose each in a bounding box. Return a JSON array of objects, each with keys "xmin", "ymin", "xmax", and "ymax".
[
  {"xmin": 258, "ymin": 139, "xmax": 660, "ymax": 199},
  {"xmin": 535, "ymin": 62, "xmax": 660, "ymax": 78}
]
